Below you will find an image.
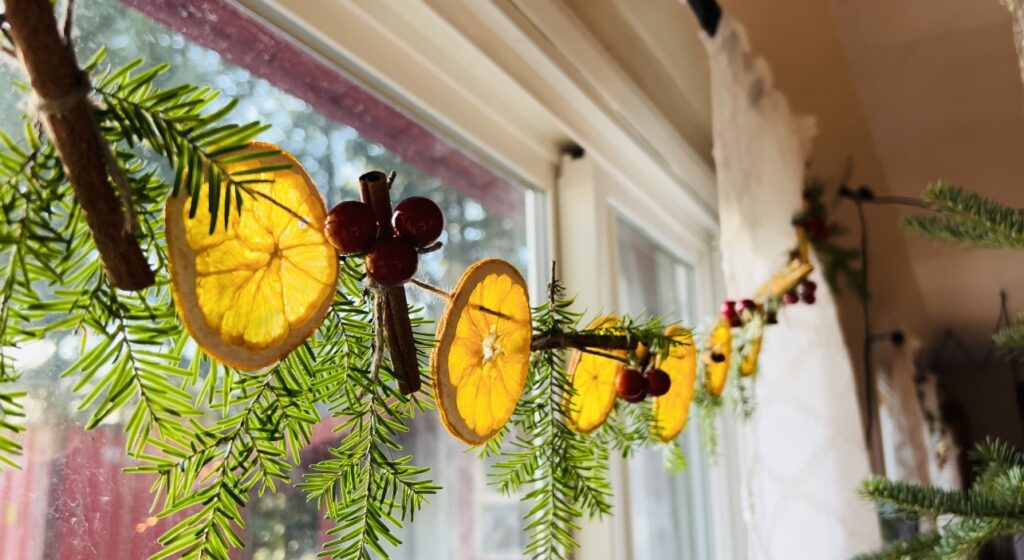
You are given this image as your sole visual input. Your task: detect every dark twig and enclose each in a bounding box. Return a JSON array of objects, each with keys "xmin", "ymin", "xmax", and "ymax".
[
  {"xmin": 62, "ymin": 0, "xmax": 75, "ymax": 46},
  {"xmin": 530, "ymin": 333, "xmax": 638, "ymax": 353}
]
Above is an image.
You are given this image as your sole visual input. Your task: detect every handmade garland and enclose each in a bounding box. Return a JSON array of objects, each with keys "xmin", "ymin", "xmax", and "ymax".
[{"xmin": 0, "ymin": 44, "xmax": 818, "ymax": 559}]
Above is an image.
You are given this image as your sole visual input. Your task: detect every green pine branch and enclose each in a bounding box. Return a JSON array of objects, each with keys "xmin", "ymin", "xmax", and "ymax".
[
  {"xmin": 90, "ymin": 51, "xmax": 303, "ymax": 232},
  {"xmin": 300, "ymin": 261, "xmax": 438, "ymax": 560},
  {"xmin": 851, "ymin": 531, "xmax": 942, "ymax": 560},
  {"xmin": 993, "ymin": 314, "xmax": 1024, "ymax": 349},
  {"xmin": 492, "ymin": 281, "xmax": 617, "ymax": 560},
  {"xmin": 858, "ymin": 439, "xmax": 1024, "ymax": 559},
  {"xmin": 901, "ymin": 181, "xmax": 1024, "ymax": 249}
]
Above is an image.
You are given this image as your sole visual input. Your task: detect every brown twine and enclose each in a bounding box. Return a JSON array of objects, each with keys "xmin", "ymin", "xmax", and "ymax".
[{"xmin": 34, "ymin": 73, "xmax": 138, "ymax": 235}]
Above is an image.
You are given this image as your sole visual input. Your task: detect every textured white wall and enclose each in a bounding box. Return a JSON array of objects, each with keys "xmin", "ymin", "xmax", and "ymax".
[{"xmin": 704, "ymin": 18, "xmax": 883, "ymax": 559}]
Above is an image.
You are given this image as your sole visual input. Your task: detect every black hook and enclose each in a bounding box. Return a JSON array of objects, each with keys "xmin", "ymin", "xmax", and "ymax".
[{"xmin": 687, "ymin": 0, "xmax": 722, "ymax": 37}]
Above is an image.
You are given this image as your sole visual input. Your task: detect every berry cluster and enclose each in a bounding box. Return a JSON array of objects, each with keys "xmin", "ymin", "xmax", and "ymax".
[
  {"xmin": 782, "ymin": 279, "xmax": 816, "ymax": 306},
  {"xmin": 324, "ymin": 196, "xmax": 444, "ymax": 287},
  {"xmin": 721, "ymin": 298, "xmax": 758, "ymax": 328},
  {"xmin": 615, "ymin": 366, "xmax": 671, "ymax": 403}
]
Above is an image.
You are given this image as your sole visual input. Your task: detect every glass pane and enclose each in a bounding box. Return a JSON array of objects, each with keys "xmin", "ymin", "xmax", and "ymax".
[
  {"xmin": 615, "ymin": 216, "xmax": 712, "ymax": 560},
  {"xmin": 0, "ymin": 1, "xmax": 532, "ymax": 558}
]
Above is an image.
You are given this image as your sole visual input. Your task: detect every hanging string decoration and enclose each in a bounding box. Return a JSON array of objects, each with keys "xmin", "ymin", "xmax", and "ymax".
[{"xmin": 0, "ymin": 35, "xmax": 822, "ymax": 559}]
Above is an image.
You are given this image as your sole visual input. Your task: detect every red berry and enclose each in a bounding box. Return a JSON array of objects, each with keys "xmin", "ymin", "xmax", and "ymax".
[
  {"xmin": 740, "ymin": 299, "xmax": 757, "ymax": 311},
  {"xmin": 365, "ymin": 237, "xmax": 418, "ymax": 287},
  {"xmin": 616, "ymin": 368, "xmax": 647, "ymax": 402},
  {"xmin": 801, "ymin": 292, "xmax": 816, "ymax": 305},
  {"xmin": 644, "ymin": 368, "xmax": 671, "ymax": 397},
  {"xmin": 802, "ymin": 280, "xmax": 817, "ymax": 293},
  {"xmin": 783, "ymin": 291, "xmax": 799, "ymax": 305},
  {"xmin": 325, "ymin": 201, "xmax": 379, "ymax": 254},
  {"xmin": 392, "ymin": 196, "xmax": 444, "ymax": 247},
  {"xmin": 728, "ymin": 315, "xmax": 742, "ymax": 328},
  {"xmin": 720, "ymin": 300, "xmax": 737, "ymax": 316}
]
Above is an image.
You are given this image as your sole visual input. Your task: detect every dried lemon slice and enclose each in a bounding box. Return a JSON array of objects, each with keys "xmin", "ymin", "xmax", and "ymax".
[
  {"xmin": 739, "ymin": 315, "xmax": 764, "ymax": 377},
  {"xmin": 166, "ymin": 142, "xmax": 337, "ymax": 370},
  {"xmin": 432, "ymin": 259, "xmax": 532, "ymax": 445},
  {"xmin": 652, "ymin": 326, "xmax": 696, "ymax": 442},
  {"xmin": 703, "ymin": 318, "xmax": 732, "ymax": 397},
  {"xmin": 566, "ymin": 316, "xmax": 625, "ymax": 433}
]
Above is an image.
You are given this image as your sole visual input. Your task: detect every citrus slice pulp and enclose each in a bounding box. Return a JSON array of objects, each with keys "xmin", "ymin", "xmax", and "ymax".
[
  {"xmin": 739, "ymin": 315, "xmax": 764, "ymax": 377},
  {"xmin": 652, "ymin": 326, "xmax": 697, "ymax": 442},
  {"xmin": 566, "ymin": 316, "xmax": 625, "ymax": 433},
  {"xmin": 166, "ymin": 142, "xmax": 337, "ymax": 370},
  {"xmin": 432, "ymin": 259, "xmax": 532, "ymax": 445},
  {"xmin": 703, "ymin": 318, "xmax": 732, "ymax": 396}
]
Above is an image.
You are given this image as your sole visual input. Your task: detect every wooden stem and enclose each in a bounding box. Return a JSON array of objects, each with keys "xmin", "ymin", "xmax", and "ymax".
[
  {"xmin": 360, "ymin": 171, "xmax": 420, "ymax": 395},
  {"xmin": 5, "ymin": 0, "xmax": 154, "ymax": 290},
  {"xmin": 530, "ymin": 333, "xmax": 638, "ymax": 353}
]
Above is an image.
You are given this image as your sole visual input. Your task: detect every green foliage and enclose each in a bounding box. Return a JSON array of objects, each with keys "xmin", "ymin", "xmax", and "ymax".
[
  {"xmin": 299, "ymin": 261, "xmax": 439, "ymax": 560},
  {"xmin": 797, "ymin": 182, "xmax": 867, "ymax": 300},
  {"xmin": 858, "ymin": 439, "xmax": 1024, "ymax": 559},
  {"xmin": 91, "ymin": 49, "xmax": 300, "ymax": 233},
  {"xmin": 902, "ymin": 181, "xmax": 1024, "ymax": 250},
  {"xmin": 993, "ymin": 313, "xmax": 1024, "ymax": 349},
  {"xmin": 852, "ymin": 531, "xmax": 941, "ymax": 560},
  {"xmin": 491, "ymin": 279, "xmax": 613, "ymax": 560}
]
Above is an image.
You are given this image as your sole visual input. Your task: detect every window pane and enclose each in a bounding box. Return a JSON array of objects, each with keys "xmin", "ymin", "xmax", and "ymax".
[
  {"xmin": 615, "ymin": 216, "xmax": 712, "ymax": 560},
  {"xmin": 0, "ymin": 1, "xmax": 532, "ymax": 558}
]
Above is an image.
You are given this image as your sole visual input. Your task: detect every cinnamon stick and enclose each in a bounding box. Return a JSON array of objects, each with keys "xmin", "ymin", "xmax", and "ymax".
[
  {"xmin": 359, "ymin": 171, "xmax": 420, "ymax": 395},
  {"xmin": 5, "ymin": 0, "xmax": 154, "ymax": 290}
]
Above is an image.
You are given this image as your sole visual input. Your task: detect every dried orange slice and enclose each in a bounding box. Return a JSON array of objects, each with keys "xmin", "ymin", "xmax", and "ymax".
[
  {"xmin": 739, "ymin": 315, "xmax": 764, "ymax": 377},
  {"xmin": 432, "ymin": 259, "xmax": 532, "ymax": 445},
  {"xmin": 652, "ymin": 326, "xmax": 696, "ymax": 442},
  {"xmin": 703, "ymin": 318, "xmax": 732, "ymax": 396},
  {"xmin": 166, "ymin": 142, "xmax": 337, "ymax": 370},
  {"xmin": 565, "ymin": 316, "xmax": 625, "ymax": 433}
]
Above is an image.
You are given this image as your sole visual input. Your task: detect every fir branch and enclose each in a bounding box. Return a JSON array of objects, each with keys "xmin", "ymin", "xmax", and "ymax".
[
  {"xmin": 90, "ymin": 55, "xmax": 307, "ymax": 232},
  {"xmin": 901, "ymin": 181, "xmax": 1024, "ymax": 249},
  {"xmin": 851, "ymin": 531, "xmax": 942, "ymax": 560},
  {"xmin": 993, "ymin": 314, "xmax": 1024, "ymax": 349},
  {"xmin": 492, "ymin": 280, "xmax": 614, "ymax": 560},
  {"xmin": 301, "ymin": 262, "xmax": 438, "ymax": 560}
]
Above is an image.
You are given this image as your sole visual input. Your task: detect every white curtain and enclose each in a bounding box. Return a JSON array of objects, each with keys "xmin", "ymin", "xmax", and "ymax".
[
  {"xmin": 703, "ymin": 17, "xmax": 882, "ymax": 559},
  {"xmin": 1002, "ymin": 0, "xmax": 1024, "ymax": 85}
]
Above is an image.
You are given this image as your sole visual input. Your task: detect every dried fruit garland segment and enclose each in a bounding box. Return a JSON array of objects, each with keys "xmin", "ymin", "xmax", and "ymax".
[
  {"xmin": 166, "ymin": 143, "xmax": 337, "ymax": 371},
  {"xmin": 431, "ymin": 259, "xmax": 532, "ymax": 445}
]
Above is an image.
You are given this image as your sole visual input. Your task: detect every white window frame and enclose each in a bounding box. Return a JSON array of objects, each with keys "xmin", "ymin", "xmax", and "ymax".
[{"xmin": 232, "ymin": 0, "xmax": 745, "ymax": 557}]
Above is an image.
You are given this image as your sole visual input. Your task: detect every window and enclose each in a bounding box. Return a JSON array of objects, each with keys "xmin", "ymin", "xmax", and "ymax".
[
  {"xmin": 0, "ymin": 0, "xmax": 536, "ymax": 558},
  {"xmin": 616, "ymin": 217, "xmax": 716, "ymax": 560}
]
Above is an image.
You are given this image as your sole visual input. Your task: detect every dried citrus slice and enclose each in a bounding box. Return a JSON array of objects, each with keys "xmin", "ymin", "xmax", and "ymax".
[
  {"xmin": 652, "ymin": 326, "xmax": 696, "ymax": 442},
  {"xmin": 565, "ymin": 316, "xmax": 625, "ymax": 433},
  {"xmin": 739, "ymin": 315, "xmax": 764, "ymax": 377},
  {"xmin": 432, "ymin": 259, "xmax": 532, "ymax": 445},
  {"xmin": 166, "ymin": 142, "xmax": 337, "ymax": 370},
  {"xmin": 703, "ymin": 318, "xmax": 732, "ymax": 396}
]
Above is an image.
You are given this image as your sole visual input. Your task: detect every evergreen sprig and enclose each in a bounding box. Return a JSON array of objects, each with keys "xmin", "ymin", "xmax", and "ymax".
[
  {"xmin": 902, "ymin": 181, "xmax": 1024, "ymax": 250},
  {"xmin": 300, "ymin": 260, "xmax": 439, "ymax": 560},
  {"xmin": 858, "ymin": 438, "xmax": 1024, "ymax": 559},
  {"xmin": 993, "ymin": 313, "xmax": 1024, "ymax": 350},
  {"xmin": 491, "ymin": 279, "xmax": 613, "ymax": 560},
  {"xmin": 90, "ymin": 49, "xmax": 301, "ymax": 233}
]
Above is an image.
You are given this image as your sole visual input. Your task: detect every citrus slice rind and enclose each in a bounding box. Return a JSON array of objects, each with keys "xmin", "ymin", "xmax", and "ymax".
[
  {"xmin": 166, "ymin": 142, "xmax": 338, "ymax": 371},
  {"xmin": 432, "ymin": 259, "xmax": 532, "ymax": 446},
  {"xmin": 739, "ymin": 316, "xmax": 764, "ymax": 377},
  {"xmin": 652, "ymin": 326, "xmax": 696, "ymax": 442},
  {"xmin": 703, "ymin": 318, "xmax": 732, "ymax": 397},
  {"xmin": 566, "ymin": 316, "xmax": 625, "ymax": 434}
]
